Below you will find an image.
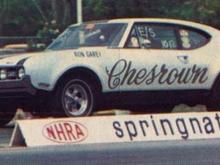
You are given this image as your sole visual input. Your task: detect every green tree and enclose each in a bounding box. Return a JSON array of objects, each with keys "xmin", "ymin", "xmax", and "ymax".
[
  {"xmin": 0, "ymin": 0, "xmax": 51, "ymax": 36},
  {"xmin": 1, "ymin": 0, "xmax": 220, "ymax": 37},
  {"xmin": 162, "ymin": 0, "xmax": 220, "ymax": 27},
  {"xmin": 51, "ymin": 0, "xmax": 76, "ymax": 30}
]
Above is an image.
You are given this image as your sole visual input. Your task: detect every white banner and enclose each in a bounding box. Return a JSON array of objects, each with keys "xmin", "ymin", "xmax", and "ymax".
[{"xmin": 10, "ymin": 112, "xmax": 220, "ymax": 147}]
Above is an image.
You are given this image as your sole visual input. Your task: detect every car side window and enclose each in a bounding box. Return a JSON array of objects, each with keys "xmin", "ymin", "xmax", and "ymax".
[
  {"xmin": 178, "ymin": 28, "xmax": 210, "ymax": 49},
  {"xmin": 126, "ymin": 28, "xmax": 140, "ymax": 48},
  {"xmin": 126, "ymin": 24, "xmax": 178, "ymax": 49}
]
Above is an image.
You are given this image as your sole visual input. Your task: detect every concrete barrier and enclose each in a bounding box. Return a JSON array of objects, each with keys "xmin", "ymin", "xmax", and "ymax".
[{"xmin": 10, "ymin": 111, "xmax": 220, "ymax": 147}]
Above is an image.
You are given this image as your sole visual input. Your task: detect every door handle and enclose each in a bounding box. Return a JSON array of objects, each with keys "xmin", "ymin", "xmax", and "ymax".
[{"xmin": 177, "ymin": 55, "xmax": 189, "ymax": 64}]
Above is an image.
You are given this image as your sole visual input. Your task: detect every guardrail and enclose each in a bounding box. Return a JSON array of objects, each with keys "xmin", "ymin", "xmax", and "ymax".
[{"xmin": 0, "ymin": 36, "xmax": 48, "ymax": 48}]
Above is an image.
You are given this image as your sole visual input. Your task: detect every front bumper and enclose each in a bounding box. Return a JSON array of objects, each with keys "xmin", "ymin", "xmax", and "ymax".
[{"xmin": 0, "ymin": 76, "xmax": 36, "ymax": 99}]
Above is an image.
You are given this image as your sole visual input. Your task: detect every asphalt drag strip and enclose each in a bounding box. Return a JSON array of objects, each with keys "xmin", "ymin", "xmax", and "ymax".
[{"xmin": 0, "ymin": 127, "xmax": 13, "ymax": 147}]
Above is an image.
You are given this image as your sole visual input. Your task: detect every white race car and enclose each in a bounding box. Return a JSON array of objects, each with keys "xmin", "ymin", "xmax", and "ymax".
[{"xmin": 0, "ymin": 18, "xmax": 220, "ymax": 125}]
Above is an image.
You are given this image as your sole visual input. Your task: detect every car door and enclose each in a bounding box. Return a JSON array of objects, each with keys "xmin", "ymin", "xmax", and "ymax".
[{"xmin": 117, "ymin": 22, "xmax": 212, "ymax": 93}]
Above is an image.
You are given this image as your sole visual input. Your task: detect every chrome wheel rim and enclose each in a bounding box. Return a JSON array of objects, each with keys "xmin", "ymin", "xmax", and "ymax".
[{"xmin": 63, "ymin": 83, "xmax": 89, "ymax": 116}]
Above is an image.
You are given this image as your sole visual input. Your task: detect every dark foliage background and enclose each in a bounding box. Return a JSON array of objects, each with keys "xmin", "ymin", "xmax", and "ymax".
[{"xmin": 0, "ymin": 0, "xmax": 220, "ymax": 36}]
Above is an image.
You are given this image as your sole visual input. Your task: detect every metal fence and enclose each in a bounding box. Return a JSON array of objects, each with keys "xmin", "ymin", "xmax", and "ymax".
[{"xmin": 0, "ymin": 36, "xmax": 49, "ymax": 49}]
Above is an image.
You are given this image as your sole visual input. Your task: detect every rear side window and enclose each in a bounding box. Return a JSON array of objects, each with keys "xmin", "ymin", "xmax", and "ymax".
[
  {"xmin": 125, "ymin": 23, "xmax": 211, "ymax": 50},
  {"xmin": 149, "ymin": 26, "xmax": 177, "ymax": 49},
  {"xmin": 126, "ymin": 24, "xmax": 178, "ymax": 49},
  {"xmin": 178, "ymin": 28, "xmax": 210, "ymax": 49}
]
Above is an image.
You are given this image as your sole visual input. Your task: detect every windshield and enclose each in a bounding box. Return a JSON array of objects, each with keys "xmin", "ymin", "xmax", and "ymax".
[{"xmin": 47, "ymin": 23, "xmax": 127, "ymax": 50}]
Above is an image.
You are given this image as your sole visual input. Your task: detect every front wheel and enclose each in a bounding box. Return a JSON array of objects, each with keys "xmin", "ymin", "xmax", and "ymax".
[{"xmin": 49, "ymin": 76, "xmax": 97, "ymax": 117}]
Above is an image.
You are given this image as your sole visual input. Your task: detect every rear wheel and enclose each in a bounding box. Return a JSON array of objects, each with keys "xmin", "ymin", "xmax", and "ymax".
[{"xmin": 49, "ymin": 75, "xmax": 98, "ymax": 117}]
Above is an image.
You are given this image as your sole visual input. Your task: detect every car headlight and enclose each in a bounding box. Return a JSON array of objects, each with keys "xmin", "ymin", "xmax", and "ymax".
[
  {"xmin": 0, "ymin": 67, "xmax": 26, "ymax": 80},
  {"xmin": 18, "ymin": 68, "xmax": 25, "ymax": 79},
  {"xmin": 0, "ymin": 69, "xmax": 7, "ymax": 80}
]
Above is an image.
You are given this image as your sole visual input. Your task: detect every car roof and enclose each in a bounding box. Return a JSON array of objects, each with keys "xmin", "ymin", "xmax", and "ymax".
[
  {"xmin": 69, "ymin": 18, "xmax": 219, "ymax": 35},
  {"xmin": 108, "ymin": 18, "xmax": 199, "ymax": 24},
  {"xmin": 108, "ymin": 18, "xmax": 216, "ymax": 30}
]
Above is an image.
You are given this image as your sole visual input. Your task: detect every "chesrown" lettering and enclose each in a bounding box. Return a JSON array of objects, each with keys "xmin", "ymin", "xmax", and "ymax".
[{"xmin": 106, "ymin": 59, "xmax": 208, "ymax": 89}]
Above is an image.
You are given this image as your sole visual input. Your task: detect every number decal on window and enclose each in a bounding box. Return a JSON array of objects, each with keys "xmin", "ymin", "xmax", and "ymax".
[{"xmin": 161, "ymin": 40, "xmax": 177, "ymax": 49}]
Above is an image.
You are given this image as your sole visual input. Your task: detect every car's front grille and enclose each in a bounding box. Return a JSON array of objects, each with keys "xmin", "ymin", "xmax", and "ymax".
[
  {"xmin": 0, "ymin": 67, "xmax": 24, "ymax": 81},
  {"xmin": 6, "ymin": 68, "xmax": 18, "ymax": 80}
]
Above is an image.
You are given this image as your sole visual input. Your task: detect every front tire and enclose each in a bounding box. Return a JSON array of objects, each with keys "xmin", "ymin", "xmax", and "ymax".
[{"xmin": 49, "ymin": 76, "xmax": 97, "ymax": 117}]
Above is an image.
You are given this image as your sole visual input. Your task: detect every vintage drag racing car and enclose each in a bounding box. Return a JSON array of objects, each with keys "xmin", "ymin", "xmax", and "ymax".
[{"xmin": 0, "ymin": 18, "xmax": 219, "ymax": 125}]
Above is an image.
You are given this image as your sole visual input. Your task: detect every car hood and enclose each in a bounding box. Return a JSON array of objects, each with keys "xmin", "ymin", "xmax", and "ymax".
[{"xmin": 0, "ymin": 52, "xmax": 42, "ymax": 66}]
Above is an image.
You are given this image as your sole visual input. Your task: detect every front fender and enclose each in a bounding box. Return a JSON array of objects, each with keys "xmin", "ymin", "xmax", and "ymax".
[
  {"xmin": 50, "ymin": 64, "xmax": 105, "ymax": 91},
  {"xmin": 24, "ymin": 52, "xmax": 58, "ymax": 91},
  {"xmin": 24, "ymin": 51, "xmax": 106, "ymax": 92}
]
